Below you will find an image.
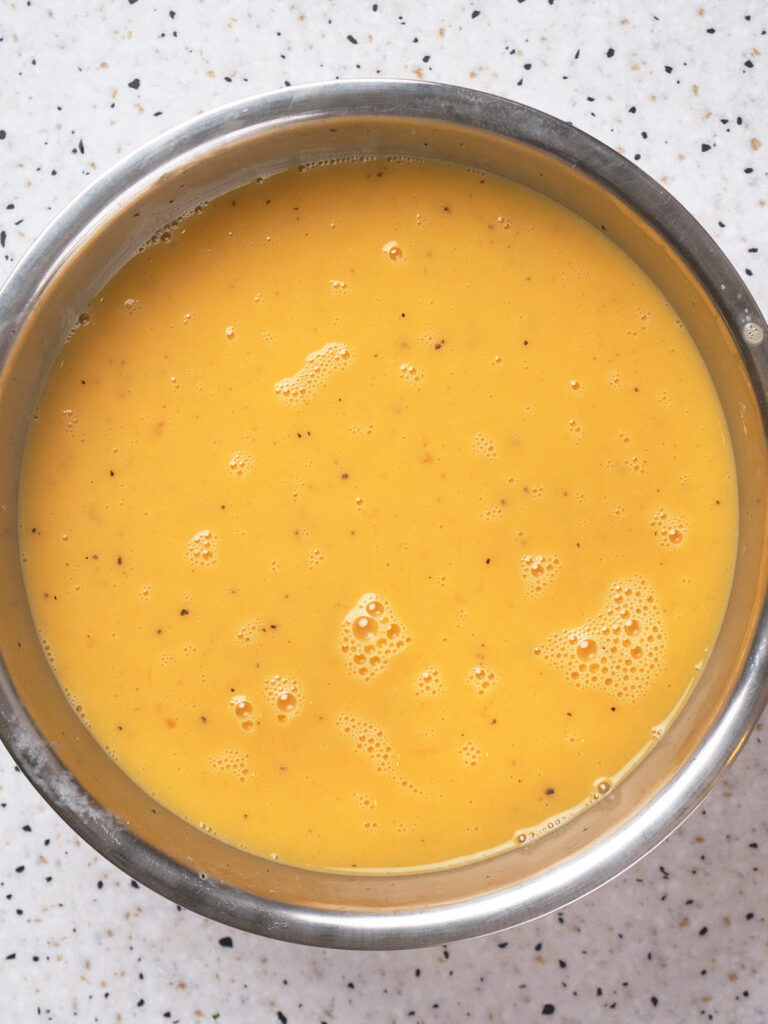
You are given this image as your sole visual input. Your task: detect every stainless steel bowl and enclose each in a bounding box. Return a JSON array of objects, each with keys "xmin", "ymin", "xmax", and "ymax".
[{"xmin": 1, "ymin": 80, "xmax": 767, "ymax": 950}]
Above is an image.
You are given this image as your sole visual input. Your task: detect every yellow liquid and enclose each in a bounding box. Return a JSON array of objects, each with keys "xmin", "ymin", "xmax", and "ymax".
[{"xmin": 19, "ymin": 159, "xmax": 737, "ymax": 870}]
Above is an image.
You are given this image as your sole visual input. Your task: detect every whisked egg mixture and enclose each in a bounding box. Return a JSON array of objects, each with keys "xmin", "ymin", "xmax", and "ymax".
[{"xmin": 19, "ymin": 158, "xmax": 737, "ymax": 869}]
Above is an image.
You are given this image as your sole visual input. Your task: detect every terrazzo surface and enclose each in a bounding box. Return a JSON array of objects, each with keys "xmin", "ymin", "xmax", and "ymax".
[{"xmin": 1, "ymin": 1, "xmax": 766, "ymax": 1021}]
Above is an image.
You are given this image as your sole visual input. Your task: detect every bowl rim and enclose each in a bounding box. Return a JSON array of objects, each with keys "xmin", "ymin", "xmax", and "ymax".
[{"xmin": 1, "ymin": 78, "xmax": 767, "ymax": 949}]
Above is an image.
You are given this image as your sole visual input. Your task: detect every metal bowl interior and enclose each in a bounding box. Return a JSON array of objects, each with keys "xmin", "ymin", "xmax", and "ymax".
[{"xmin": 0, "ymin": 81, "xmax": 767, "ymax": 949}]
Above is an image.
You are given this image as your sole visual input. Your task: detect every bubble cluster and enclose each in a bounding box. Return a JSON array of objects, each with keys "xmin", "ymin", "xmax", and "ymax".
[
  {"xmin": 460, "ymin": 741, "xmax": 483, "ymax": 768},
  {"xmin": 650, "ymin": 508, "xmax": 687, "ymax": 549},
  {"xmin": 43, "ymin": 640, "xmax": 57, "ymax": 670},
  {"xmin": 339, "ymin": 593, "xmax": 411, "ymax": 681},
  {"xmin": 123, "ymin": 298, "xmax": 141, "ymax": 315},
  {"xmin": 228, "ymin": 451, "xmax": 254, "ymax": 476},
  {"xmin": 136, "ymin": 215, "xmax": 189, "ymax": 252},
  {"xmin": 274, "ymin": 342, "xmax": 352, "ymax": 405},
  {"xmin": 568, "ymin": 418, "xmax": 582, "ymax": 440},
  {"xmin": 624, "ymin": 454, "xmax": 646, "ymax": 474},
  {"xmin": 525, "ymin": 809, "xmax": 577, "ymax": 841},
  {"xmin": 308, "ymin": 547, "xmax": 325, "ymax": 569},
  {"xmin": 521, "ymin": 554, "xmax": 561, "ymax": 597},
  {"xmin": 382, "ymin": 240, "xmax": 404, "ymax": 261},
  {"xmin": 330, "ymin": 279, "xmax": 347, "ymax": 292},
  {"xmin": 210, "ymin": 748, "xmax": 250, "ymax": 782},
  {"xmin": 743, "ymin": 321, "xmax": 764, "ymax": 345},
  {"xmin": 414, "ymin": 666, "xmax": 443, "ymax": 697},
  {"xmin": 480, "ymin": 505, "xmax": 504, "ymax": 522},
  {"xmin": 467, "ymin": 665, "xmax": 497, "ymax": 695},
  {"xmin": 263, "ymin": 674, "xmax": 304, "ymax": 723},
  {"xmin": 538, "ymin": 576, "xmax": 667, "ymax": 701},
  {"xmin": 69, "ymin": 696, "xmax": 86, "ymax": 721},
  {"xmin": 230, "ymin": 694, "xmax": 257, "ymax": 732},
  {"xmin": 186, "ymin": 529, "xmax": 218, "ymax": 568},
  {"xmin": 398, "ymin": 362, "xmax": 423, "ymax": 384},
  {"xmin": 472, "ymin": 432, "xmax": 497, "ymax": 460},
  {"xmin": 353, "ymin": 792, "xmax": 378, "ymax": 810},
  {"xmin": 61, "ymin": 408, "xmax": 79, "ymax": 436},
  {"xmin": 337, "ymin": 712, "xmax": 397, "ymax": 778},
  {"xmin": 235, "ymin": 619, "xmax": 260, "ymax": 645},
  {"xmin": 496, "ymin": 215, "xmax": 512, "ymax": 230}
]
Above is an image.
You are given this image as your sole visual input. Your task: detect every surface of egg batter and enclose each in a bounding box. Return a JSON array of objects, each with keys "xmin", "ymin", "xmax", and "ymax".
[{"xmin": 19, "ymin": 158, "xmax": 737, "ymax": 869}]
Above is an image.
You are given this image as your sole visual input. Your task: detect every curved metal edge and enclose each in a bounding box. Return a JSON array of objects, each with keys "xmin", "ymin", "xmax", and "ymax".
[{"xmin": 1, "ymin": 79, "xmax": 767, "ymax": 950}]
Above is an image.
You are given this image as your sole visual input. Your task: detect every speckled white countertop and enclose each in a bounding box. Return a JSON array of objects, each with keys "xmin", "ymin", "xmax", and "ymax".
[{"xmin": 1, "ymin": 1, "xmax": 767, "ymax": 1021}]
